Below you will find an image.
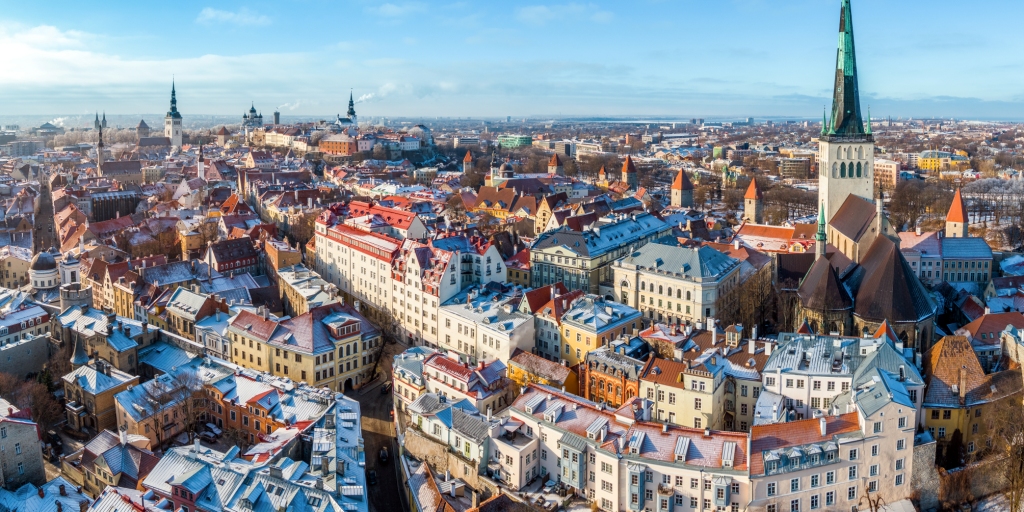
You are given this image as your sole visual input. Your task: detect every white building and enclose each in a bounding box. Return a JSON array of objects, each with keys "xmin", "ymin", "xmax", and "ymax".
[{"xmin": 437, "ymin": 284, "xmax": 534, "ymax": 366}]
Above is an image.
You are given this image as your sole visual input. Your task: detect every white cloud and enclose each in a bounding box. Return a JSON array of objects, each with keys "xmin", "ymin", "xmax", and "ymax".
[
  {"xmin": 515, "ymin": 4, "xmax": 612, "ymax": 26},
  {"xmin": 367, "ymin": 3, "xmax": 426, "ymax": 17},
  {"xmin": 195, "ymin": 7, "xmax": 271, "ymax": 26}
]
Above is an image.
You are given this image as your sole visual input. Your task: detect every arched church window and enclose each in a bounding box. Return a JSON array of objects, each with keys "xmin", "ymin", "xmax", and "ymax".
[
  {"xmin": 840, "ymin": 163, "xmax": 846, "ymax": 178},
  {"xmin": 856, "ymin": 162, "xmax": 862, "ymax": 178},
  {"xmin": 832, "ymin": 163, "xmax": 838, "ymax": 178}
]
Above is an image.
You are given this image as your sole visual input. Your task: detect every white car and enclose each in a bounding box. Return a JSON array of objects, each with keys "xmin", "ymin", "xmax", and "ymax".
[{"xmin": 205, "ymin": 423, "xmax": 222, "ymax": 436}]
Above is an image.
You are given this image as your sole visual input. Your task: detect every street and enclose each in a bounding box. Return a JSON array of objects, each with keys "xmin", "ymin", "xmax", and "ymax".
[
  {"xmin": 350, "ymin": 380, "xmax": 404, "ymax": 512},
  {"xmin": 35, "ymin": 170, "xmax": 56, "ymax": 252}
]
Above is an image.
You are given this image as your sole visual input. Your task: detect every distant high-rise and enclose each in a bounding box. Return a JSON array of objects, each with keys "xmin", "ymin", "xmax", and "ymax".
[
  {"xmin": 164, "ymin": 81, "xmax": 183, "ymax": 149},
  {"xmin": 273, "ymin": 110, "xmax": 281, "ymax": 125},
  {"xmin": 818, "ymin": 0, "xmax": 874, "ymax": 222}
]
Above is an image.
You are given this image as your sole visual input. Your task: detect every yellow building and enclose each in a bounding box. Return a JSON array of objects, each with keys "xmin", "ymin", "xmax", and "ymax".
[
  {"xmin": 922, "ymin": 336, "xmax": 1022, "ymax": 460},
  {"xmin": 919, "ymin": 150, "xmax": 970, "ymax": 173},
  {"xmin": 639, "ymin": 325, "xmax": 767, "ymax": 432},
  {"xmin": 63, "ymin": 360, "xmax": 139, "ymax": 435},
  {"xmin": 0, "ymin": 245, "xmax": 31, "ymax": 289},
  {"xmin": 559, "ymin": 295, "xmax": 642, "ymax": 366},
  {"xmin": 507, "ymin": 349, "xmax": 578, "ymax": 395},
  {"xmin": 228, "ymin": 303, "xmax": 382, "ymax": 392}
]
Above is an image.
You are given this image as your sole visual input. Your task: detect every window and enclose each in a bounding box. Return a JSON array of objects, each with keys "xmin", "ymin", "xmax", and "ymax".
[
  {"xmin": 849, "ymin": 449, "xmax": 858, "ymax": 461},
  {"xmin": 898, "ymin": 417, "xmax": 907, "ymax": 428},
  {"xmin": 873, "ymin": 422, "xmax": 882, "ymax": 433},
  {"xmin": 896, "ymin": 458, "xmax": 904, "ymax": 471},
  {"xmin": 871, "ymin": 445, "xmax": 879, "ymax": 456},
  {"xmin": 848, "ymin": 487, "xmax": 856, "ymax": 500},
  {"xmin": 897, "ymin": 439, "xmax": 906, "ymax": 450},
  {"xmin": 601, "ymin": 462, "xmax": 612, "ymax": 474},
  {"xmin": 767, "ymin": 482, "xmax": 776, "ymax": 496},
  {"xmin": 848, "ymin": 466, "xmax": 857, "ymax": 480},
  {"xmin": 790, "ymin": 499, "xmax": 800, "ymax": 512},
  {"xmin": 791, "ymin": 478, "xmax": 800, "ymax": 492},
  {"xmin": 868, "ymin": 481, "xmax": 877, "ymax": 493},
  {"xmin": 943, "ymin": 410, "xmax": 951, "ymax": 420},
  {"xmin": 766, "ymin": 377, "xmax": 775, "ymax": 387},
  {"xmin": 825, "ymin": 472, "xmax": 835, "ymax": 485},
  {"xmin": 931, "ymin": 410, "xmax": 939, "ymax": 420},
  {"xmin": 813, "ymin": 380, "xmax": 821, "ymax": 390},
  {"xmin": 810, "ymin": 474, "xmax": 819, "ymax": 488},
  {"xmin": 938, "ymin": 427, "xmax": 946, "ymax": 439},
  {"xmin": 768, "ymin": 506, "xmax": 777, "ymax": 512},
  {"xmin": 810, "ymin": 494, "xmax": 819, "ymax": 510},
  {"xmin": 896, "ymin": 474, "xmax": 904, "ymax": 486},
  {"xmin": 601, "ymin": 480, "xmax": 612, "ymax": 492},
  {"xmin": 825, "ymin": 491, "xmax": 835, "ymax": 506},
  {"xmin": 13, "ymin": 443, "xmax": 19, "ymax": 455},
  {"xmin": 691, "ymin": 478, "xmax": 699, "ymax": 489},
  {"xmin": 870, "ymin": 465, "xmax": 878, "ymax": 477}
]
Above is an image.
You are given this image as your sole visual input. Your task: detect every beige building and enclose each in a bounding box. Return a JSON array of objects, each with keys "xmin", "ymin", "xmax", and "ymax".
[
  {"xmin": 229, "ymin": 302, "xmax": 381, "ymax": 392},
  {"xmin": 63, "ymin": 359, "xmax": 139, "ymax": 435},
  {"xmin": 0, "ymin": 245, "xmax": 31, "ymax": 289},
  {"xmin": 613, "ymin": 242, "xmax": 741, "ymax": 325}
]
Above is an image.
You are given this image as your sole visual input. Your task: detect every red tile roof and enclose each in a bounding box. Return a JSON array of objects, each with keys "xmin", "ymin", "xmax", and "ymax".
[
  {"xmin": 947, "ymin": 188, "xmax": 968, "ymax": 223},
  {"xmin": 957, "ymin": 312, "xmax": 1024, "ymax": 346},
  {"xmin": 672, "ymin": 170, "xmax": 693, "ymax": 191},
  {"xmin": 520, "ymin": 283, "xmax": 569, "ymax": 314},
  {"xmin": 463, "ymin": 150, "xmax": 473, "ymax": 163},
  {"xmin": 621, "ymin": 156, "xmax": 637, "ymax": 175},
  {"xmin": 749, "ymin": 412, "xmax": 860, "ymax": 474},
  {"xmin": 744, "ymin": 179, "xmax": 763, "ymax": 200}
]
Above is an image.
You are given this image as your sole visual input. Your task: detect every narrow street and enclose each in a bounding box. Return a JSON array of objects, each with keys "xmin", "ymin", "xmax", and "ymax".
[
  {"xmin": 35, "ymin": 169, "xmax": 56, "ymax": 252},
  {"xmin": 350, "ymin": 380, "xmax": 404, "ymax": 512}
]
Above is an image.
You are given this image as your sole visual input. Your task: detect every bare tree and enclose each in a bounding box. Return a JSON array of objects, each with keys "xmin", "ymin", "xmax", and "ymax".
[
  {"xmin": 858, "ymin": 481, "xmax": 886, "ymax": 512},
  {"xmin": 982, "ymin": 401, "xmax": 1024, "ymax": 512},
  {"xmin": 175, "ymin": 371, "xmax": 209, "ymax": 443}
]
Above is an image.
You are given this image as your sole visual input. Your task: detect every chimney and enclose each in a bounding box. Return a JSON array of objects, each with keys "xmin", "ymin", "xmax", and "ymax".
[
  {"xmin": 748, "ymin": 336, "xmax": 756, "ymax": 354},
  {"xmin": 916, "ymin": 227, "xmax": 922, "ymax": 236},
  {"xmin": 59, "ymin": 485, "xmax": 67, "ymax": 497},
  {"xmin": 37, "ymin": 488, "xmax": 44, "ymax": 498},
  {"xmin": 56, "ymin": 504, "xmax": 62, "ymax": 512},
  {"xmin": 959, "ymin": 367, "xmax": 966, "ymax": 401},
  {"xmin": 194, "ymin": 437, "xmax": 201, "ymax": 453},
  {"xmin": 119, "ymin": 426, "xmax": 127, "ymax": 446},
  {"xmin": 898, "ymin": 365, "xmax": 905, "ymax": 382},
  {"xmin": 733, "ymin": 239, "xmax": 740, "ymax": 250},
  {"xmin": 80, "ymin": 501, "xmax": 88, "ymax": 512},
  {"xmin": 819, "ymin": 416, "xmax": 827, "ymax": 436},
  {"xmin": 764, "ymin": 341, "xmax": 773, "ymax": 356}
]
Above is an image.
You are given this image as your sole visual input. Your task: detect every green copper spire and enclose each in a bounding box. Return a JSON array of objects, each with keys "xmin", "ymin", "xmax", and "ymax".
[
  {"xmin": 865, "ymin": 106, "xmax": 872, "ymax": 134},
  {"xmin": 821, "ymin": 107, "xmax": 828, "ymax": 136},
  {"xmin": 827, "ymin": 0, "xmax": 866, "ymax": 139},
  {"xmin": 816, "ymin": 204, "xmax": 827, "ymax": 241}
]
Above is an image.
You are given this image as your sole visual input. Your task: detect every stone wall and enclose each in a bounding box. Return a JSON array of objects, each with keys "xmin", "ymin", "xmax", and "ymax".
[
  {"xmin": 912, "ymin": 437, "xmax": 940, "ymax": 512},
  {"xmin": 0, "ymin": 334, "xmax": 50, "ymax": 379}
]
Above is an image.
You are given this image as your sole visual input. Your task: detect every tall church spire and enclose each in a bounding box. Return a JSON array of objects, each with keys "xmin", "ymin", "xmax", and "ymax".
[
  {"xmin": 168, "ymin": 80, "xmax": 181, "ymax": 118},
  {"xmin": 827, "ymin": 0, "xmax": 866, "ymax": 139},
  {"xmin": 347, "ymin": 90, "xmax": 356, "ymax": 118},
  {"xmin": 815, "ymin": 204, "xmax": 827, "ymax": 260}
]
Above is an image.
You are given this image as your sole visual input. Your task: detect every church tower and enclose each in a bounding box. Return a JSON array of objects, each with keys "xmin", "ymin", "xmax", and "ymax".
[
  {"xmin": 621, "ymin": 156, "xmax": 638, "ymax": 190},
  {"xmin": 670, "ymin": 170, "xmax": 693, "ymax": 208},
  {"xmin": 463, "ymin": 151, "xmax": 473, "ymax": 174},
  {"xmin": 165, "ymin": 81, "xmax": 183, "ymax": 149},
  {"xmin": 548, "ymin": 154, "xmax": 564, "ymax": 176},
  {"xmin": 818, "ymin": 0, "xmax": 874, "ymax": 222},
  {"xmin": 743, "ymin": 178, "xmax": 763, "ymax": 223},
  {"xmin": 347, "ymin": 91, "xmax": 358, "ymax": 127},
  {"xmin": 96, "ymin": 124, "xmax": 104, "ymax": 175},
  {"xmin": 946, "ymin": 188, "xmax": 969, "ymax": 238}
]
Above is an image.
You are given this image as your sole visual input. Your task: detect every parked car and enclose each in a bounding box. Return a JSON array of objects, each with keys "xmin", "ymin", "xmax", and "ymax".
[
  {"xmin": 205, "ymin": 423, "xmax": 222, "ymax": 436},
  {"xmin": 199, "ymin": 431, "xmax": 217, "ymax": 442},
  {"xmin": 367, "ymin": 470, "xmax": 377, "ymax": 485},
  {"xmin": 47, "ymin": 430, "xmax": 62, "ymax": 448},
  {"xmin": 379, "ymin": 447, "xmax": 388, "ymax": 464},
  {"xmin": 380, "ymin": 382, "xmax": 392, "ymax": 395}
]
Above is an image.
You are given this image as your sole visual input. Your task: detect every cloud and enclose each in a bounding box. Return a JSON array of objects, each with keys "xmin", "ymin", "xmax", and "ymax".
[
  {"xmin": 366, "ymin": 3, "xmax": 425, "ymax": 17},
  {"xmin": 515, "ymin": 4, "xmax": 612, "ymax": 26},
  {"xmin": 277, "ymin": 102, "xmax": 301, "ymax": 111},
  {"xmin": 195, "ymin": 8, "xmax": 270, "ymax": 26}
]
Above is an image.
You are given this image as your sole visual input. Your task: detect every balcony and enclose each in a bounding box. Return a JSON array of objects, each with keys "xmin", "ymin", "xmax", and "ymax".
[
  {"xmin": 657, "ymin": 484, "xmax": 675, "ymax": 496},
  {"xmin": 66, "ymin": 401, "xmax": 85, "ymax": 415}
]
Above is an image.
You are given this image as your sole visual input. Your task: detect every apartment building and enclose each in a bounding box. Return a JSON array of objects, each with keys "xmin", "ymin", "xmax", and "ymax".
[
  {"xmin": 517, "ymin": 283, "xmax": 580, "ymax": 363},
  {"xmin": 393, "ymin": 235, "xmax": 507, "ymax": 346},
  {"xmin": 0, "ymin": 399, "xmax": 45, "ymax": 488},
  {"xmin": 228, "ymin": 303, "xmax": 381, "ymax": 392},
  {"xmin": 613, "ymin": 242, "xmax": 741, "ymax": 325},
  {"xmin": 421, "ymin": 351, "xmax": 515, "ymax": 415},
  {"xmin": 393, "ymin": 346, "xmax": 437, "ymax": 413},
  {"xmin": 437, "ymin": 284, "xmax": 534, "ymax": 366},
  {"xmin": 560, "ymin": 295, "xmax": 643, "ymax": 366},
  {"xmin": 755, "ymin": 329, "xmax": 923, "ymax": 426},
  {"xmin": 749, "ymin": 372, "xmax": 918, "ymax": 512},
  {"xmin": 63, "ymin": 359, "xmax": 139, "ymax": 435},
  {"xmin": 578, "ymin": 345, "xmax": 646, "ymax": 409},
  {"xmin": 493, "ymin": 384, "xmax": 751, "ymax": 512},
  {"xmin": 61, "ymin": 429, "xmax": 157, "ymax": 498},
  {"xmin": 531, "ymin": 213, "xmax": 672, "ymax": 294},
  {"xmin": 276, "ymin": 264, "xmax": 339, "ymax": 316}
]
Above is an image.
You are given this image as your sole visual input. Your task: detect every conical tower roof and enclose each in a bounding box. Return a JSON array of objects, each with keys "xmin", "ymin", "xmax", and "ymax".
[
  {"xmin": 621, "ymin": 155, "xmax": 637, "ymax": 174},
  {"xmin": 947, "ymin": 188, "xmax": 968, "ymax": 224},
  {"xmin": 672, "ymin": 170, "xmax": 693, "ymax": 191},
  {"xmin": 744, "ymin": 178, "xmax": 763, "ymax": 200},
  {"xmin": 826, "ymin": 0, "xmax": 866, "ymax": 139},
  {"xmin": 463, "ymin": 150, "xmax": 473, "ymax": 163}
]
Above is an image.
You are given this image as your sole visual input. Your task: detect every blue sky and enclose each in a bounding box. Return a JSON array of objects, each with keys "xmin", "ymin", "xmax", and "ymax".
[{"xmin": 2, "ymin": 0, "xmax": 1024, "ymax": 120}]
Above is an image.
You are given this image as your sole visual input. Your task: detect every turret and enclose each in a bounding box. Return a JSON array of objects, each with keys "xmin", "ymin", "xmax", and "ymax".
[
  {"xmin": 946, "ymin": 188, "xmax": 968, "ymax": 238},
  {"xmin": 743, "ymin": 178, "xmax": 763, "ymax": 224},
  {"xmin": 815, "ymin": 204, "xmax": 827, "ymax": 260}
]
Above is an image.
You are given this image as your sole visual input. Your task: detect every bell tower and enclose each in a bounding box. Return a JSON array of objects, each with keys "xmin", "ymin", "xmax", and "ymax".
[
  {"xmin": 818, "ymin": 0, "xmax": 874, "ymax": 222},
  {"xmin": 164, "ymin": 80, "xmax": 183, "ymax": 149}
]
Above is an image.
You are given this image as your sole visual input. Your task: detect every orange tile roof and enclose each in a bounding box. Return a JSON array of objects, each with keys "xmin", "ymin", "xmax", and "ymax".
[
  {"xmin": 549, "ymin": 154, "xmax": 562, "ymax": 166},
  {"xmin": 750, "ymin": 412, "xmax": 860, "ymax": 474},
  {"xmin": 463, "ymin": 150, "xmax": 473, "ymax": 163},
  {"xmin": 672, "ymin": 170, "xmax": 693, "ymax": 191},
  {"xmin": 958, "ymin": 312, "xmax": 1024, "ymax": 346},
  {"xmin": 744, "ymin": 179, "xmax": 763, "ymax": 200},
  {"xmin": 947, "ymin": 188, "xmax": 968, "ymax": 223},
  {"xmin": 622, "ymin": 155, "xmax": 637, "ymax": 174}
]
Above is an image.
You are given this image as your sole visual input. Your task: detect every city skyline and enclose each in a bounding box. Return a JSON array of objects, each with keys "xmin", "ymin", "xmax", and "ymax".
[{"xmin": 2, "ymin": 0, "xmax": 1024, "ymax": 119}]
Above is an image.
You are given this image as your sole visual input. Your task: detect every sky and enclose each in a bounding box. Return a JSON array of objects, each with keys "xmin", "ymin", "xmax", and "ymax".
[{"xmin": 2, "ymin": 0, "xmax": 1024, "ymax": 122}]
